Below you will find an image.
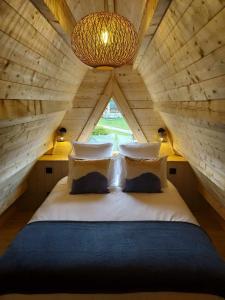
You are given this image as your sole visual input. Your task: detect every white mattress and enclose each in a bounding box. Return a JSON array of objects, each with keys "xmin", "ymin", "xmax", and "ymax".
[{"xmin": 30, "ymin": 177, "xmax": 197, "ymax": 224}]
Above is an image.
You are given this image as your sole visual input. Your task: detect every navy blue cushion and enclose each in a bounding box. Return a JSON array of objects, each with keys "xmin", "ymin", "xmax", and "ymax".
[
  {"xmin": 70, "ymin": 172, "xmax": 109, "ymax": 194},
  {"xmin": 123, "ymin": 172, "xmax": 161, "ymax": 193}
]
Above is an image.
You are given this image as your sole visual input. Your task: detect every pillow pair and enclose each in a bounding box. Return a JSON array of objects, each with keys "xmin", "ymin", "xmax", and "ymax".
[{"xmin": 68, "ymin": 142, "xmax": 114, "ymax": 194}]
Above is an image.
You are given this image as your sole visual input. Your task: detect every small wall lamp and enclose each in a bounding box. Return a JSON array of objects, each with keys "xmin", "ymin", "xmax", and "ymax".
[
  {"xmin": 158, "ymin": 128, "xmax": 167, "ymax": 142},
  {"xmin": 57, "ymin": 127, "xmax": 67, "ymax": 142}
]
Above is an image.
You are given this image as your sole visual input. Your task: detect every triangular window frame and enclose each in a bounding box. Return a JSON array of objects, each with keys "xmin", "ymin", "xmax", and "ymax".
[{"xmin": 77, "ymin": 78, "xmax": 147, "ymax": 143}]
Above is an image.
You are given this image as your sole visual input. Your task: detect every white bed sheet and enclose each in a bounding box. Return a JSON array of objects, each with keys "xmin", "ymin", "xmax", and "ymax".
[{"xmin": 30, "ymin": 177, "xmax": 197, "ymax": 224}]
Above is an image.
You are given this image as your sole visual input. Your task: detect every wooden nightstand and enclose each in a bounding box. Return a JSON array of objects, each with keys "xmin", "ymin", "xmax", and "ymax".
[
  {"xmin": 23, "ymin": 155, "xmax": 68, "ymax": 209},
  {"xmin": 167, "ymin": 155, "xmax": 200, "ymax": 209}
]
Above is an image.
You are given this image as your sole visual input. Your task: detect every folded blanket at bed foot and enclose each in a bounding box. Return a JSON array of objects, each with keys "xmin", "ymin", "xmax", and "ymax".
[{"xmin": 0, "ymin": 221, "xmax": 225, "ymax": 297}]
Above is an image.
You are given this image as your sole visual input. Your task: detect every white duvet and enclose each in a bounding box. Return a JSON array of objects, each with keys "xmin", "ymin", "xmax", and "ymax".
[{"xmin": 30, "ymin": 177, "xmax": 197, "ymax": 225}]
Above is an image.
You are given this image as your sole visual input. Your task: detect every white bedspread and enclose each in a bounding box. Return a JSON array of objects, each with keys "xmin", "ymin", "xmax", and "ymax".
[{"xmin": 30, "ymin": 177, "xmax": 197, "ymax": 225}]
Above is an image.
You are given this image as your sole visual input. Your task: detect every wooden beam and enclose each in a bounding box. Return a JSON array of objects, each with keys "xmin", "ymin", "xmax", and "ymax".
[
  {"xmin": 133, "ymin": 0, "xmax": 171, "ymax": 69},
  {"xmin": 198, "ymin": 183, "xmax": 225, "ymax": 221},
  {"xmin": 104, "ymin": 0, "xmax": 115, "ymax": 12},
  {"xmin": 30, "ymin": 0, "xmax": 76, "ymax": 45},
  {"xmin": 77, "ymin": 77, "xmax": 113, "ymax": 142},
  {"xmin": 112, "ymin": 79, "xmax": 147, "ymax": 143}
]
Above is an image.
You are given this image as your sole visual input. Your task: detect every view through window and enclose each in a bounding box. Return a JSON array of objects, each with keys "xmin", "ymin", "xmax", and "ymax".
[{"xmin": 88, "ymin": 99, "xmax": 135, "ymax": 150}]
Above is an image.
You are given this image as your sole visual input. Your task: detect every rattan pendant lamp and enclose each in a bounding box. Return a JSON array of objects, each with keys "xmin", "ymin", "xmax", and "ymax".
[{"xmin": 71, "ymin": 11, "xmax": 138, "ymax": 70}]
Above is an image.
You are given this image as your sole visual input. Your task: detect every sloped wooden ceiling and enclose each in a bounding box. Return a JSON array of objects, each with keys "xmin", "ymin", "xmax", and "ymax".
[
  {"xmin": 137, "ymin": 0, "xmax": 225, "ymax": 214},
  {"xmin": 0, "ymin": 0, "xmax": 87, "ymax": 214},
  {"xmin": 1, "ymin": 0, "xmax": 224, "ymax": 218},
  {"xmin": 61, "ymin": 66, "xmax": 165, "ymax": 143}
]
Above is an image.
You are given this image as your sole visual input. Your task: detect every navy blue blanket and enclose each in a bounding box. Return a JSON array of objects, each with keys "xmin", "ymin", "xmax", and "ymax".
[{"xmin": 0, "ymin": 221, "xmax": 225, "ymax": 297}]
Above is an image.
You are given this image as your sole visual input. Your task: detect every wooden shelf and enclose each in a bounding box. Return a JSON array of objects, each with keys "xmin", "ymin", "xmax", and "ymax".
[
  {"xmin": 39, "ymin": 154, "xmax": 68, "ymax": 161},
  {"xmin": 39, "ymin": 154, "xmax": 187, "ymax": 162},
  {"xmin": 167, "ymin": 155, "xmax": 187, "ymax": 162}
]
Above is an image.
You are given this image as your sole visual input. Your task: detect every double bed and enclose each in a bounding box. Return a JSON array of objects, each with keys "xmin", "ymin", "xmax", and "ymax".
[{"xmin": 0, "ymin": 177, "xmax": 224, "ymax": 299}]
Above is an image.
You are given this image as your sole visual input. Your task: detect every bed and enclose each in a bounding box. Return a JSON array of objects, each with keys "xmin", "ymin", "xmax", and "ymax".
[{"xmin": 0, "ymin": 177, "xmax": 225, "ymax": 300}]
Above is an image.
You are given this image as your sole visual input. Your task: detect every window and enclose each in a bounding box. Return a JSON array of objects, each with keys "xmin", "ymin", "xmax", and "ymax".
[{"xmin": 88, "ymin": 99, "xmax": 135, "ymax": 150}]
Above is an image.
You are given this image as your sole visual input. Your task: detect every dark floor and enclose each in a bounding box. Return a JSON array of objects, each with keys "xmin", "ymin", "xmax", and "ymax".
[{"xmin": 0, "ymin": 195, "xmax": 225, "ymax": 259}]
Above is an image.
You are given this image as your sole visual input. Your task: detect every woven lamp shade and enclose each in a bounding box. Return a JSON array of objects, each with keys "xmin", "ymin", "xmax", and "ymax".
[{"xmin": 71, "ymin": 12, "xmax": 138, "ymax": 69}]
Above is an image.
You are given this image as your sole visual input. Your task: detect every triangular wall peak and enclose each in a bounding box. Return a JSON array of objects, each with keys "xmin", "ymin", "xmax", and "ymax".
[
  {"xmin": 61, "ymin": 66, "xmax": 166, "ymax": 145},
  {"xmin": 77, "ymin": 77, "xmax": 147, "ymax": 143}
]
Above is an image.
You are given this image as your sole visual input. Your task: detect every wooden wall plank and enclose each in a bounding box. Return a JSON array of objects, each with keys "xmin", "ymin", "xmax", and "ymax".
[
  {"xmin": 77, "ymin": 78, "xmax": 113, "ymax": 142},
  {"xmin": 112, "ymin": 79, "xmax": 147, "ymax": 143},
  {"xmin": 0, "ymin": 100, "xmax": 70, "ymax": 120},
  {"xmin": 0, "ymin": 80, "xmax": 75, "ymax": 101},
  {"xmin": 138, "ymin": 1, "xmax": 225, "ymax": 211},
  {"xmin": 0, "ymin": 1, "xmax": 77, "ymax": 76},
  {"xmin": 7, "ymin": 0, "xmax": 77, "ymax": 61},
  {"xmin": 0, "ymin": 31, "xmax": 83, "ymax": 85},
  {"xmin": 0, "ymin": 0, "xmax": 87, "ymax": 215},
  {"xmin": 0, "ymin": 57, "xmax": 80, "ymax": 93},
  {"xmin": 134, "ymin": 0, "xmax": 171, "ymax": 69}
]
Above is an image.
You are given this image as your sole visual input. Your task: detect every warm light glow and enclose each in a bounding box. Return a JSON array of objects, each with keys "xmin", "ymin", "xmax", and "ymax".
[
  {"xmin": 101, "ymin": 31, "xmax": 109, "ymax": 44},
  {"xmin": 57, "ymin": 136, "xmax": 65, "ymax": 142},
  {"xmin": 71, "ymin": 12, "xmax": 138, "ymax": 68}
]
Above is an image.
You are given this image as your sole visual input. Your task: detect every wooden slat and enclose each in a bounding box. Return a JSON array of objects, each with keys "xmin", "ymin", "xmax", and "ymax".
[
  {"xmin": 155, "ymin": 99, "xmax": 225, "ymax": 124},
  {"xmin": 105, "ymin": 0, "xmax": 115, "ymax": 12},
  {"xmin": 137, "ymin": 1, "xmax": 225, "ymax": 212},
  {"xmin": 77, "ymin": 77, "xmax": 113, "ymax": 142},
  {"xmin": 0, "ymin": 99, "xmax": 69, "ymax": 120},
  {"xmin": 0, "ymin": 80, "xmax": 75, "ymax": 101},
  {"xmin": 116, "ymin": 0, "xmax": 146, "ymax": 32},
  {"xmin": 0, "ymin": 31, "xmax": 83, "ymax": 85},
  {"xmin": 0, "ymin": 0, "xmax": 80, "ymax": 76},
  {"xmin": 0, "ymin": 0, "xmax": 87, "ymax": 216},
  {"xmin": 0, "ymin": 57, "xmax": 80, "ymax": 93},
  {"xmin": 112, "ymin": 79, "xmax": 147, "ymax": 143},
  {"xmin": 43, "ymin": 0, "xmax": 75, "ymax": 34},
  {"xmin": 66, "ymin": 0, "xmax": 104, "ymax": 22},
  {"xmin": 134, "ymin": 0, "xmax": 171, "ymax": 69},
  {"xmin": 6, "ymin": 0, "xmax": 77, "ymax": 61},
  {"xmin": 0, "ymin": 164, "xmax": 31, "ymax": 215}
]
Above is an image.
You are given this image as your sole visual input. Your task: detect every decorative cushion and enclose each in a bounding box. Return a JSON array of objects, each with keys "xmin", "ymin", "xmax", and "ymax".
[
  {"xmin": 122, "ymin": 156, "xmax": 167, "ymax": 193},
  {"xmin": 123, "ymin": 172, "xmax": 161, "ymax": 193},
  {"xmin": 69, "ymin": 153, "xmax": 118, "ymax": 187},
  {"xmin": 68, "ymin": 157, "xmax": 111, "ymax": 194},
  {"xmin": 72, "ymin": 142, "xmax": 113, "ymax": 159},
  {"xmin": 119, "ymin": 143, "xmax": 161, "ymax": 159}
]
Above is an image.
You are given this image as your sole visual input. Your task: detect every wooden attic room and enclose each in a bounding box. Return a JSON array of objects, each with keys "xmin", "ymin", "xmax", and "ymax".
[{"xmin": 0, "ymin": 0, "xmax": 225, "ymax": 299}]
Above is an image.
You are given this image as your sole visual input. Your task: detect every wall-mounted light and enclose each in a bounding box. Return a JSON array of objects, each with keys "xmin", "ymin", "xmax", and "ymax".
[
  {"xmin": 57, "ymin": 127, "xmax": 67, "ymax": 142},
  {"xmin": 158, "ymin": 128, "xmax": 167, "ymax": 142}
]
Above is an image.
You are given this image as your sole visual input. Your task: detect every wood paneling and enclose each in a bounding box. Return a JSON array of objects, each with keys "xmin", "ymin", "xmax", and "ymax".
[
  {"xmin": 138, "ymin": 0, "xmax": 225, "ymax": 211},
  {"xmin": 61, "ymin": 69, "xmax": 112, "ymax": 141},
  {"xmin": 114, "ymin": 66, "xmax": 165, "ymax": 142},
  {"xmin": 134, "ymin": 0, "xmax": 171, "ymax": 69},
  {"xmin": 61, "ymin": 66, "xmax": 166, "ymax": 144},
  {"xmin": 0, "ymin": 0, "xmax": 87, "ymax": 215}
]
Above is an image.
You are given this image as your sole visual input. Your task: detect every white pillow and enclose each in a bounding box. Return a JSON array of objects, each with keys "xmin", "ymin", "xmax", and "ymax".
[
  {"xmin": 72, "ymin": 142, "xmax": 113, "ymax": 159},
  {"xmin": 123, "ymin": 156, "xmax": 168, "ymax": 189},
  {"xmin": 67, "ymin": 156, "xmax": 111, "ymax": 193},
  {"xmin": 119, "ymin": 143, "xmax": 161, "ymax": 159},
  {"xmin": 69, "ymin": 153, "xmax": 118, "ymax": 188}
]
